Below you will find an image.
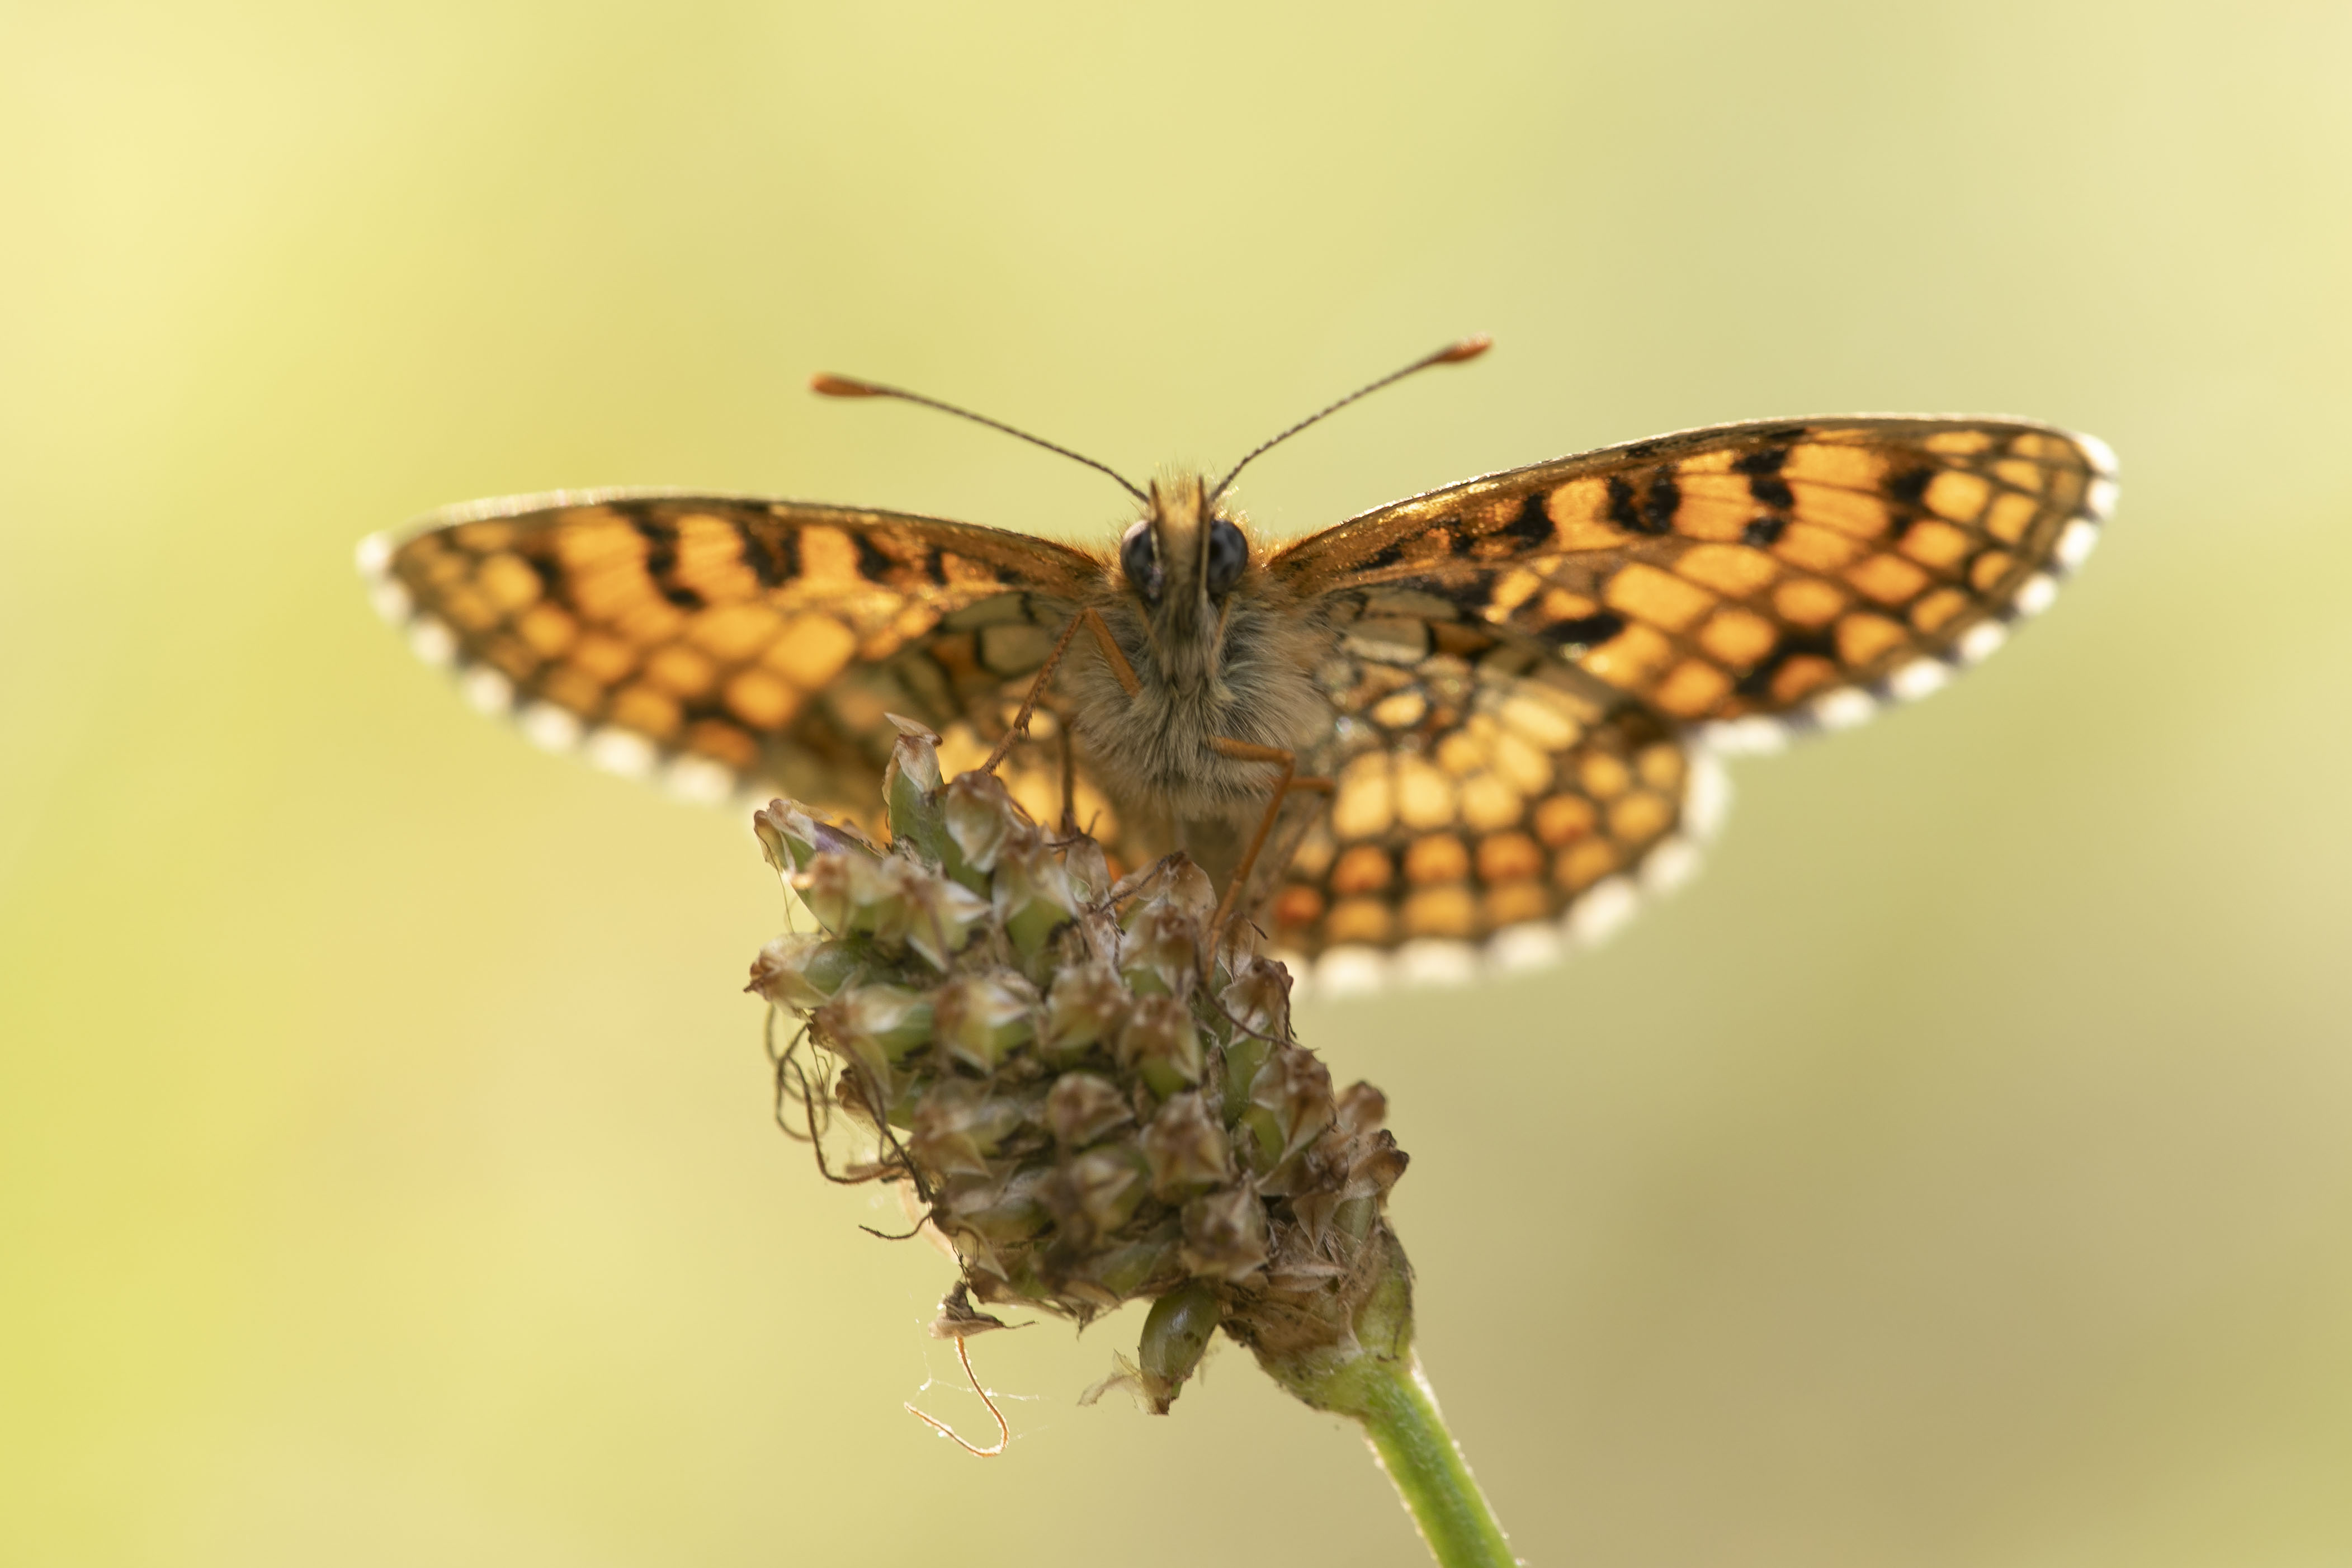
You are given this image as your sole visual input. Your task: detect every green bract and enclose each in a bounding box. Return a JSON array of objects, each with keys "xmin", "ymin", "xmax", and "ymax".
[{"xmin": 745, "ymin": 724, "xmax": 1411, "ymax": 1411}]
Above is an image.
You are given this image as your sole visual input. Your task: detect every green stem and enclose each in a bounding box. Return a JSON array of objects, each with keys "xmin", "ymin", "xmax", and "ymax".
[
  {"xmin": 1246, "ymin": 1235, "xmax": 1517, "ymax": 1566},
  {"xmin": 1323, "ymin": 1351, "xmax": 1519, "ymax": 1568}
]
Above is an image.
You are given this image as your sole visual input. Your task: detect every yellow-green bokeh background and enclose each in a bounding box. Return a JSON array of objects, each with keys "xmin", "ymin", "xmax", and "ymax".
[{"xmin": 7, "ymin": 3, "xmax": 2351, "ymax": 1563}]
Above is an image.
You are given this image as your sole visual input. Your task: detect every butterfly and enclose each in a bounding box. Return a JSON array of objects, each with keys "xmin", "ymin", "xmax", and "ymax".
[{"xmin": 360, "ymin": 338, "xmax": 2114, "ymax": 994}]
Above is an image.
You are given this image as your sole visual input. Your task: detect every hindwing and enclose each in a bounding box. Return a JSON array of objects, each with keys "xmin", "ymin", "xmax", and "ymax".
[{"xmin": 1262, "ymin": 626, "xmax": 1724, "ymax": 984}]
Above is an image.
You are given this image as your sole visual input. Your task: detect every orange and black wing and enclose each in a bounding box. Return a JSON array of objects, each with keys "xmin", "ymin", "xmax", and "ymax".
[
  {"xmin": 1262, "ymin": 632, "xmax": 1727, "ymax": 989},
  {"xmin": 1258, "ymin": 418, "xmax": 2113, "ymax": 988},
  {"xmin": 360, "ymin": 490, "xmax": 1103, "ymax": 828},
  {"xmin": 1272, "ymin": 417, "xmax": 2114, "ymax": 749}
]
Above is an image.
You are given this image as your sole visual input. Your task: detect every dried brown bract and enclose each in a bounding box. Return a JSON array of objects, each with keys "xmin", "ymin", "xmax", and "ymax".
[{"xmin": 749, "ymin": 724, "xmax": 1411, "ymax": 1410}]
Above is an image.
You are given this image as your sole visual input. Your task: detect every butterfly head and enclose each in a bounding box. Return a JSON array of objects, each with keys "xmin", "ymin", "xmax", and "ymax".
[{"xmin": 1119, "ymin": 473, "xmax": 1250, "ymax": 641}]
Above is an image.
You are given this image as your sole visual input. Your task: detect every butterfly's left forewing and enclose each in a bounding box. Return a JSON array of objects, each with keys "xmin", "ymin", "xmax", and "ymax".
[
  {"xmin": 1257, "ymin": 417, "xmax": 2113, "ymax": 985},
  {"xmin": 364, "ymin": 491, "xmax": 1103, "ymax": 828},
  {"xmin": 1273, "ymin": 417, "xmax": 2114, "ymax": 748}
]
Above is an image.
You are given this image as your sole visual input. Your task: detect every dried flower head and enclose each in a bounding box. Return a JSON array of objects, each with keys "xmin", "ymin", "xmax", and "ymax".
[{"xmin": 748, "ymin": 722, "xmax": 1412, "ymax": 1411}]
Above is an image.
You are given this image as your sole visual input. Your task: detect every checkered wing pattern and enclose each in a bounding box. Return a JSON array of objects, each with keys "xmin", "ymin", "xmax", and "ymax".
[
  {"xmin": 361, "ymin": 492, "xmax": 1103, "ymax": 829},
  {"xmin": 1264, "ymin": 630, "xmax": 1721, "ymax": 984},
  {"xmin": 365, "ymin": 415, "xmax": 2113, "ymax": 991},
  {"xmin": 1258, "ymin": 418, "xmax": 2113, "ymax": 984},
  {"xmin": 1273, "ymin": 417, "xmax": 2113, "ymax": 746}
]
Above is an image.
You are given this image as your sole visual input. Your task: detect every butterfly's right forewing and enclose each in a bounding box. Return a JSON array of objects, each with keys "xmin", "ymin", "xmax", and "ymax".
[{"xmin": 366, "ymin": 492, "xmax": 1102, "ymax": 823}]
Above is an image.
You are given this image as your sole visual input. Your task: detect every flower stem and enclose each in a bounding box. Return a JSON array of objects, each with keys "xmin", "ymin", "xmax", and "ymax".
[
  {"xmin": 1246, "ymin": 1236, "xmax": 1516, "ymax": 1566},
  {"xmin": 1320, "ymin": 1352, "xmax": 1519, "ymax": 1568}
]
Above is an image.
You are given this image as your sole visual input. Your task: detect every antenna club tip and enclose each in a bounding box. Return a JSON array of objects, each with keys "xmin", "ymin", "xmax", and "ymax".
[
  {"xmin": 810, "ymin": 372, "xmax": 885, "ymax": 398},
  {"xmin": 1437, "ymin": 334, "xmax": 1494, "ymax": 365}
]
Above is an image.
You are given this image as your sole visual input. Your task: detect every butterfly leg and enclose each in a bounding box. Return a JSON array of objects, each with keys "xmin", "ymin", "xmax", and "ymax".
[
  {"xmin": 1056, "ymin": 719, "xmax": 1078, "ymax": 833},
  {"xmin": 981, "ymin": 607, "xmax": 1140, "ymax": 775},
  {"xmin": 1204, "ymin": 738, "xmax": 1334, "ymax": 938}
]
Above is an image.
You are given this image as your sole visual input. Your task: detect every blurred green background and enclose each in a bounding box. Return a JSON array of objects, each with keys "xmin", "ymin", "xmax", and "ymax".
[{"xmin": 6, "ymin": 2, "xmax": 2350, "ymax": 1563}]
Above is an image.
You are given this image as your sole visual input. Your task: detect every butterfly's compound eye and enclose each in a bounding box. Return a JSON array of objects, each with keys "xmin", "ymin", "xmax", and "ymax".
[
  {"xmin": 1120, "ymin": 519, "xmax": 1163, "ymax": 602},
  {"xmin": 1205, "ymin": 518, "xmax": 1248, "ymax": 598}
]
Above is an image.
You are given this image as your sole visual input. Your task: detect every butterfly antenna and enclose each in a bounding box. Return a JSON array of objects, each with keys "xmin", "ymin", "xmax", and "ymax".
[
  {"xmin": 1209, "ymin": 334, "xmax": 1492, "ymax": 504},
  {"xmin": 811, "ymin": 372, "xmax": 1150, "ymax": 505}
]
